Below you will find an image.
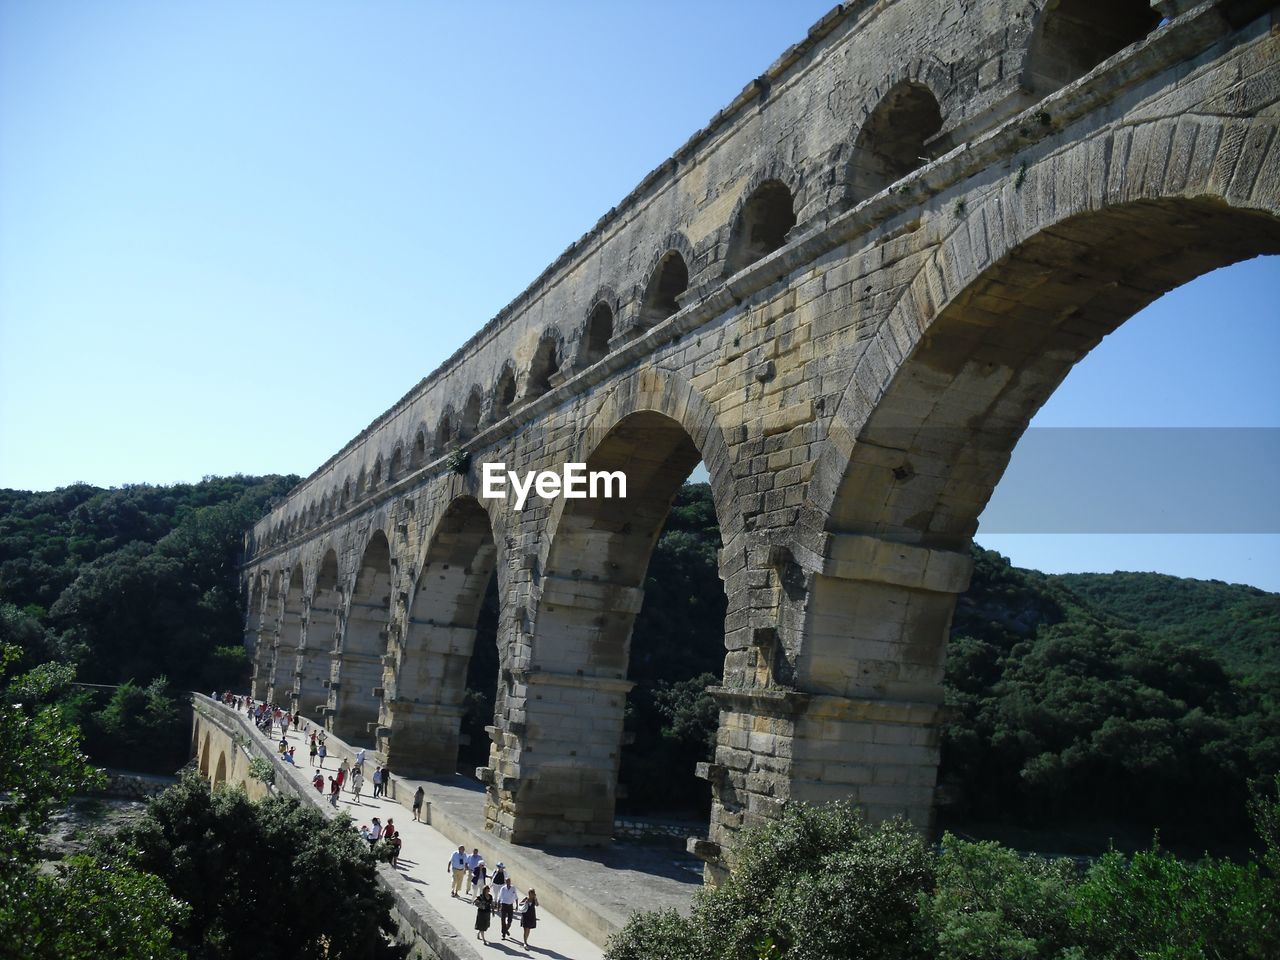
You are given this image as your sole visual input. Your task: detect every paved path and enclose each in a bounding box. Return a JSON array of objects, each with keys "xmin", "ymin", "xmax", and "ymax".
[{"xmin": 273, "ymin": 720, "xmax": 606, "ymax": 960}]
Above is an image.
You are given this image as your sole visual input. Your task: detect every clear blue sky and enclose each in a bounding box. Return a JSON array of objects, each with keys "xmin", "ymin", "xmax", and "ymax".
[{"xmin": 1, "ymin": 2, "xmax": 1277, "ymax": 590}]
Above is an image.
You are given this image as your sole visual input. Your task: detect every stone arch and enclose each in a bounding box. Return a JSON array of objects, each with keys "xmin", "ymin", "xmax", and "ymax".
[
  {"xmin": 252, "ymin": 570, "xmax": 281, "ymax": 699},
  {"xmin": 388, "ymin": 444, "xmax": 405, "ymax": 483},
  {"xmin": 269, "ymin": 563, "xmax": 305, "ymax": 704},
  {"xmin": 340, "ymin": 480, "xmax": 350, "ymax": 510},
  {"xmin": 523, "ymin": 330, "xmax": 562, "ymax": 401},
  {"xmin": 783, "ymin": 117, "xmax": 1280, "ymax": 836},
  {"xmin": 1023, "ymin": 0, "xmax": 1160, "ymax": 99},
  {"xmin": 213, "ymin": 750, "xmax": 228, "ymax": 789},
  {"xmin": 459, "ymin": 387, "xmax": 483, "ymax": 440},
  {"xmin": 333, "ymin": 529, "xmax": 394, "ymax": 744},
  {"xmin": 638, "ymin": 234, "xmax": 694, "ymax": 329},
  {"xmin": 578, "ymin": 299, "xmax": 615, "ymax": 368},
  {"xmin": 198, "ymin": 730, "xmax": 211, "ymax": 777},
  {"xmin": 412, "ymin": 427, "xmax": 428, "ymax": 467},
  {"xmin": 382, "ymin": 495, "xmax": 506, "ymax": 777},
  {"xmin": 849, "ymin": 79, "xmax": 945, "ymax": 201},
  {"xmin": 490, "ymin": 372, "xmax": 742, "ymax": 845},
  {"xmin": 723, "ymin": 170, "xmax": 800, "ymax": 277},
  {"xmin": 491, "ymin": 364, "xmax": 518, "ymax": 422},
  {"xmin": 434, "ymin": 408, "xmax": 455, "ymax": 454},
  {"xmin": 297, "ymin": 548, "xmax": 340, "ymax": 719},
  {"xmin": 356, "ymin": 466, "xmax": 368, "ymax": 499},
  {"xmin": 371, "ymin": 455, "xmax": 384, "ymax": 492}
]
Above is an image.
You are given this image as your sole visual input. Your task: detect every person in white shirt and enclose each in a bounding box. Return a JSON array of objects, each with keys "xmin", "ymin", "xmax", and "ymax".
[
  {"xmin": 465, "ymin": 848, "xmax": 484, "ymax": 895},
  {"xmin": 448, "ymin": 845, "xmax": 468, "ymax": 898},
  {"xmin": 495, "ymin": 877, "xmax": 520, "ymax": 940}
]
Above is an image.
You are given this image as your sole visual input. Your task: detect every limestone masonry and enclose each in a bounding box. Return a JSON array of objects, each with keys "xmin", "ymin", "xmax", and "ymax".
[{"xmin": 240, "ymin": 0, "xmax": 1280, "ymax": 882}]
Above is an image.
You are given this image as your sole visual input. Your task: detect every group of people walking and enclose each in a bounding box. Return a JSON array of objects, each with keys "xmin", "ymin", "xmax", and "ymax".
[
  {"xmin": 220, "ymin": 695, "xmax": 551, "ymax": 952},
  {"xmin": 448, "ymin": 844, "xmax": 539, "ymax": 947}
]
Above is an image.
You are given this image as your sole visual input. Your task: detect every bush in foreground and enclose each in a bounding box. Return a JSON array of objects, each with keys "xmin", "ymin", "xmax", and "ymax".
[{"xmin": 606, "ymin": 791, "xmax": 1280, "ymax": 960}]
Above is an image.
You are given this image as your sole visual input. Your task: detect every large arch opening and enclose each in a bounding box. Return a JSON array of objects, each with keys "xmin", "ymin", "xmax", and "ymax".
[
  {"xmin": 724, "ymin": 180, "xmax": 797, "ymax": 276},
  {"xmin": 380, "ymin": 497, "xmax": 501, "ymax": 778},
  {"xmin": 800, "ymin": 198, "xmax": 1280, "ymax": 833},
  {"xmin": 198, "ymin": 730, "xmax": 211, "ymax": 777},
  {"xmin": 251, "ymin": 571, "xmax": 280, "ymax": 700},
  {"xmin": 213, "ymin": 751, "xmax": 228, "ymax": 789},
  {"xmin": 333, "ymin": 531, "xmax": 393, "ymax": 745},
  {"xmin": 270, "ymin": 565, "xmax": 305, "ymax": 705},
  {"xmin": 1023, "ymin": 0, "xmax": 1160, "ymax": 98},
  {"xmin": 504, "ymin": 411, "xmax": 727, "ymax": 845},
  {"xmin": 849, "ymin": 81, "xmax": 944, "ymax": 200},
  {"xmin": 296, "ymin": 550, "xmax": 339, "ymax": 719}
]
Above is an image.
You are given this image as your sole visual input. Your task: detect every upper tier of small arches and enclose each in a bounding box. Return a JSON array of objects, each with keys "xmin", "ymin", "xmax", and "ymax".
[{"xmin": 255, "ymin": 0, "xmax": 1161, "ymax": 551}]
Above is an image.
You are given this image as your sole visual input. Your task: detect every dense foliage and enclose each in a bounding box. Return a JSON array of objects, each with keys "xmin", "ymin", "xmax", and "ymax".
[
  {"xmin": 944, "ymin": 548, "xmax": 1280, "ymax": 845},
  {"xmin": 0, "ymin": 475, "xmax": 297, "ymax": 689},
  {"xmin": 604, "ymin": 797, "xmax": 1280, "ymax": 960},
  {"xmin": 0, "ymin": 640, "xmax": 405, "ymax": 958},
  {"xmin": 100, "ymin": 771, "xmax": 408, "ymax": 960},
  {"xmin": 0, "ymin": 643, "xmax": 186, "ymax": 959}
]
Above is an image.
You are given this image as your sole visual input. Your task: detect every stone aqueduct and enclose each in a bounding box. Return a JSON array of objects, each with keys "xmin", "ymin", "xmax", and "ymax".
[{"xmin": 241, "ymin": 0, "xmax": 1280, "ymax": 878}]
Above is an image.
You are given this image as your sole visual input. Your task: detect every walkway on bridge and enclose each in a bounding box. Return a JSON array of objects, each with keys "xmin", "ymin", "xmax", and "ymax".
[{"xmin": 241, "ymin": 704, "xmax": 700, "ymax": 959}]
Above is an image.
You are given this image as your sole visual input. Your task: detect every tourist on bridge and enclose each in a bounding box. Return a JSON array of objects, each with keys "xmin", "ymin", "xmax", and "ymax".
[
  {"xmin": 312, "ymin": 772, "xmax": 324, "ymax": 793},
  {"xmin": 448, "ymin": 845, "xmax": 468, "ymax": 897},
  {"xmin": 470, "ymin": 858, "xmax": 488, "ymax": 899},
  {"xmin": 335, "ymin": 766, "xmax": 346, "ymax": 791},
  {"xmin": 465, "ymin": 848, "xmax": 484, "ymax": 895},
  {"xmin": 309, "ymin": 739, "xmax": 317, "ymax": 766},
  {"xmin": 350, "ymin": 767, "xmax": 364, "ymax": 803},
  {"xmin": 328, "ymin": 777, "xmax": 340, "ymax": 807},
  {"xmin": 412, "ymin": 785, "xmax": 425, "ymax": 821},
  {"xmin": 317, "ymin": 742, "xmax": 327, "ymax": 767},
  {"xmin": 339, "ymin": 756, "xmax": 350, "ymax": 781},
  {"xmin": 371, "ymin": 767, "xmax": 383, "ymax": 798},
  {"xmin": 495, "ymin": 877, "xmax": 518, "ymax": 939},
  {"xmin": 519, "ymin": 889, "xmax": 538, "ymax": 947},
  {"xmin": 368, "ymin": 818, "xmax": 382, "ymax": 845},
  {"xmin": 474, "ymin": 885, "xmax": 494, "ymax": 944}
]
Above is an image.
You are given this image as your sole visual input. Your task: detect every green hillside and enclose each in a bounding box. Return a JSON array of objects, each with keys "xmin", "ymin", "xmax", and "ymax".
[{"xmin": 1050, "ymin": 570, "xmax": 1280, "ymax": 676}]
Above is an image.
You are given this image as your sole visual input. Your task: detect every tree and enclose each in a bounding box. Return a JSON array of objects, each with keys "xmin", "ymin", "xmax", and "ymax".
[
  {"xmin": 0, "ymin": 644, "xmax": 185, "ymax": 958},
  {"xmin": 103, "ymin": 771, "xmax": 409, "ymax": 960}
]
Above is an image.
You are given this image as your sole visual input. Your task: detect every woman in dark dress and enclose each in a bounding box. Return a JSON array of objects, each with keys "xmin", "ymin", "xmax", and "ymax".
[
  {"xmin": 474, "ymin": 885, "xmax": 494, "ymax": 944},
  {"xmin": 520, "ymin": 889, "xmax": 538, "ymax": 947}
]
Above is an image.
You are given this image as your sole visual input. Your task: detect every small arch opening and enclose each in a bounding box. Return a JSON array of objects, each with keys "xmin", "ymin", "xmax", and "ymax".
[
  {"xmin": 581, "ymin": 303, "xmax": 614, "ymax": 366},
  {"xmin": 492, "ymin": 365, "xmax": 518, "ymax": 421},
  {"xmin": 412, "ymin": 429, "xmax": 427, "ymax": 466},
  {"xmin": 434, "ymin": 411, "xmax": 454, "ymax": 453},
  {"xmin": 525, "ymin": 334, "xmax": 560, "ymax": 400},
  {"xmin": 850, "ymin": 81, "xmax": 944, "ymax": 200},
  {"xmin": 724, "ymin": 180, "xmax": 797, "ymax": 276},
  {"xmin": 388, "ymin": 446, "xmax": 404, "ymax": 482},
  {"xmin": 1024, "ymin": 0, "xmax": 1160, "ymax": 97},
  {"xmin": 640, "ymin": 252, "xmax": 689, "ymax": 327},
  {"xmin": 460, "ymin": 388, "xmax": 483, "ymax": 440}
]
